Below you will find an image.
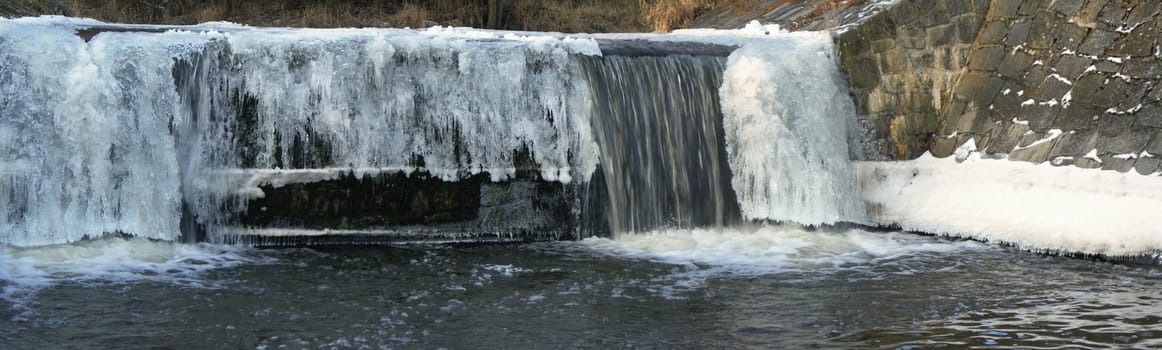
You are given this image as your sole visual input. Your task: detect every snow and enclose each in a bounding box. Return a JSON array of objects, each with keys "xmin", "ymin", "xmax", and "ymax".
[
  {"xmin": 1083, "ymin": 149, "xmax": 1102, "ymax": 163},
  {"xmin": 1012, "ymin": 129, "xmax": 1061, "ymax": 151},
  {"xmin": 1021, "ymin": 99, "xmax": 1036, "ymax": 106},
  {"xmin": 1106, "ymin": 104, "xmax": 1143, "ymax": 115},
  {"xmin": 859, "ymin": 152, "xmax": 1162, "ymax": 256},
  {"xmin": 1048, "ymin": 73, "xmax": 1073, "ymax": 85}
]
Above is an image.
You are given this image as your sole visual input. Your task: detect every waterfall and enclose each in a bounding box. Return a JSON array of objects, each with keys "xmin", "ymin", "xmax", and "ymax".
[
  {"xmin": 579, "ymin": 54, "xmax": 741, "ymax": 235},
  {"xmin": 0, "ymin": 18, "xmax": 864, "ymax": 246}
]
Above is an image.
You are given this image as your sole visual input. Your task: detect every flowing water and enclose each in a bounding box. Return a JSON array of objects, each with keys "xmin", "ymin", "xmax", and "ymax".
[{"xmin": 2, "ymin": 227, "xmax": 1161, "ymax": 349}]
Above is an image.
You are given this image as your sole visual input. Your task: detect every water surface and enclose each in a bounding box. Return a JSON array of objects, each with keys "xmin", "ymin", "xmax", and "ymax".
[{"xmin": 2, "ymin": 227, "xmax": 1160, "ymax": 349}]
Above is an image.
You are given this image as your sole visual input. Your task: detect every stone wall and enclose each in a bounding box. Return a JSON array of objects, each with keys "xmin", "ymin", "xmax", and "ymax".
[
  {"xmin": 706, "ymin": 0, "xmax": 1162, "ymax": 171},
  {"xmin": 933, "ymin": 0, "xmax": 1162, "ymax": 175},
  {"xmin": 835, "ymin": 0, "xmax": 993, "ymax": 160}
]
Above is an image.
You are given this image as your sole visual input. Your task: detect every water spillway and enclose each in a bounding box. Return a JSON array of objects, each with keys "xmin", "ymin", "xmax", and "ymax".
[{"xmin": 0, "ymin": 17, "xmax": 862, "ymax": 247}]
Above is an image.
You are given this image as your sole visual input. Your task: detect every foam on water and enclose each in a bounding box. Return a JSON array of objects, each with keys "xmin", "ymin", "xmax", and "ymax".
[
  {"xmin": 0, "ymin": 237, "xmax": 265, "ymax": 311},
  {"xmin": 572, "ymin": 225, "xmax": 989, "ymax": 275}
]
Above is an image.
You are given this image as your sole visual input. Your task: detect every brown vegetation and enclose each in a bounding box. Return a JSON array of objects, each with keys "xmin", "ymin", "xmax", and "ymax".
[
  {"xmin": 2, "ymin": 0, "xmax": 864, "ymax": 33},
  {"xmin": 33, "ymin": 0, "xmax": 650, "ymax": 32}
]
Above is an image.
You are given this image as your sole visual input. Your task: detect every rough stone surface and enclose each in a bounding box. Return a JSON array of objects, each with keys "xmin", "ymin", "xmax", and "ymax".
[
  {"xmin": 834, "ymin": 0, "xmax": 989, "ymax": 159},
  {"xmin": 825, "ymin": 0, "xmax": 1162, "ymax": 174}
]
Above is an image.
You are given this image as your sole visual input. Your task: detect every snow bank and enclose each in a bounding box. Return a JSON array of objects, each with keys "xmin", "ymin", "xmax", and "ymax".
[{"xmin": 858, "ymin": 152, "xmax": 1162, "ymax": 256}]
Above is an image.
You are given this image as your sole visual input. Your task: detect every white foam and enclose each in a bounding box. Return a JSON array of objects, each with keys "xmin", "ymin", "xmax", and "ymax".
[
  {"xmin": 718, "ymin": 31, "xmax": 864, "ymax": 225},
  {"xmin": 572, "ymin": 225, "xmax": 987, "ymax": 275},
  {"xmin": 859, "ymin": 153, "xmax": 1162, "ymax": 256},
  {"xmin": 0, "ymin": 237, "xmax": 265, "ymax": 310}
]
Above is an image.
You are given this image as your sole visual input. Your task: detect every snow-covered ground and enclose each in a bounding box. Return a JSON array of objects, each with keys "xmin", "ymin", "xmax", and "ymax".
[{"xmin": 858, "ymin": 143, "xmax": 1162, "ymax": 257}]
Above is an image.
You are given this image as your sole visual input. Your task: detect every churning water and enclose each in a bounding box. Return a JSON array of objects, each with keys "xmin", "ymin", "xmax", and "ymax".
[{"xmin": 2, "ymin": 227, "xmax": 1161, "ymax": 349}]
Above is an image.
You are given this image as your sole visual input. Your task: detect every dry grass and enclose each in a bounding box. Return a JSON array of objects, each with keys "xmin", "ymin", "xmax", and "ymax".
[
  {"xmin": 642, "ymin": 0, "xmax": 726, "ymax": 32},
  {"xmin": 387, "ymin": 3, "xmax": 427, "ymax": 28},
  {"xmin": 12, "ymin": 0, "xmax": 857, "ymax": 33}
]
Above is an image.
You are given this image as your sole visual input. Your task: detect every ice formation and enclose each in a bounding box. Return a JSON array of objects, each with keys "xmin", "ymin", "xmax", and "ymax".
[
  {"xmin": 718, "ymin": 33, "xmax": 865, "ymax": 226},
  {"xmin": 1, "ymin": 17, "xmax": 873, "ymax": 246},
  {"xmin": 0, "ymin": 18, "xmax": 602, "ymax": 245}
]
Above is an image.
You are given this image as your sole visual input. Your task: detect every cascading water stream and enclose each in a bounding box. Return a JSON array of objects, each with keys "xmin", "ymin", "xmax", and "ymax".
[{"xmin": 579, "ymin": 54, "xmax": 741, "ymax": 235}]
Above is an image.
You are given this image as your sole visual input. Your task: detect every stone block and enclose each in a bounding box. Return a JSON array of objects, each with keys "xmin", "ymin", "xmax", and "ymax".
[
  {"xmin": 978, "ymin": 21, "xmax": 1009, "ymax": 45},
  {"xmin": 968, "ymin": 46, "xmax": 1007, "ymax": 71},
  {"xmin": 1093, "ymin": 60, "xmax": 1120, "ymax": 73},
  {"xmin": 1052, "ymin": 54, "xmax": 1094, "ymax": 79},
  {"xmin": 1006, "ymin": 18, "xmax": 1033, "ymax": 46},
  {"xmin": 1095, "ymin": 112, "xmax": 1135, "ymax": 136},
  {"xmin": 1146, "ymin": 129, "xmax": 1162, "ymax": 155},
  {"xmin": 971, "ymin": 0, "xmax": 990, "ymax": 13},
  {"xmin": 1101, "ymin": 154, "xmax": 1136, "ymax": 172},
  {"xmin": 1122, "ymin": 57, "xmax": 1162, "ymax": 80},
  {"xmin": 956, "ymin": 103, "xmax": 994, "ymax": 133},
  {"xmin": 1018, "ymin": 0, "xmax": 1042, "ymax": 16},
  {"xmin": 998, "ymin": 50, "xmax": 1036, "ymax": 78},
  {"xmin": 871, "ymin": 38, "xmax": 896, "ymax": 53},
  {"xmin": 946, "ymin": 0, "xmax": 973, "ymax": 16},
  {"xmin": 844, "ymin": 57, "xmax": 881, "ymax": 91},
  {"xmin": 1022, "ymin": 103, "xmax": 1062, "ymax": 132},
  {"xmin": 991, "ymin": 81, "xmax": 1028, "ymax": 117},
  {"xmin": 1049, "ymin": 129, "xmax": 1099, "ymax": 158},
  {"xmin": 940, "ymin": 101, "xmax": 969, "ymax": 134},
  {"xmin": 1050, "ymin": 23, "xmax": 1090, "ymax": 51},
  {"xmin": 926, "ymin": 24, "xmax": 956, "ymax": 47},
  {"xmin": 1055, "ymin": 108, "xmax": 1100, "ymax": 131},
  {"xmin": 1069, "ymin": 73, "xmax": 1106, "ymax": 106},
  {"xmin": 1031, "ymin": 73, "xmax": 1073, "ymax": 102},
  {"xmin": 1134, "ymin": 156, "xmax": 1161, "ymax": 175},
  {"xmin": 1025, "ymin": 15, "xmax": 1055, "ymax": 49},
  {"xmin": 955, "ymin": 14, "xmax": 984, "ymax": 43},
  {"xmin": 977, "ymin": 76, "xmax": 1008, "ymax": 107},
  {"xmin": 1126, "ymin": 1, "xmax": 1161, "ymax": 23},
  {"xmin": 1092, "ymin": 78, "xmax": 1145, "ymax": 110},
  {"xmin": 954, "ymin": 71, "xmax": 990, "ymax": 100},
  {"xmin": 1024, "ymin": 61, "xmax": 1051, "ymax": 84},
  {"xmin": 1009, "ymin": 130, "xmax": 1058, "ymax": 163},
  {"xmin": 897, "ymin": 27, "xmax": 928, "ymax": 49},
  {"xmin": 1099, "ymin": 128, "xmax": 1151, "ymax": 153},
  {"xmin": 930, "ymin": 135, "xmax": 958, "ymax": 157},
  {"xmin": 1133, "ymin": 104, "xmax": 1162, "ymax": 128},
  {"xmin": 1078, "ymin": 29, "xmax": 1123, "ymax": 57},
  {"xmin": 1149, "ymin": 82, "xmax": 1162, "ymax": 102},
  {"xmin": 1108, "ymin": 21, "xmax": 1159, "ymax": 57},
  {"xmin": 948, "ymin": 46, "xmax": 970, "ymax": 68},
  {"xmin": 1075, "ymin": 155, "xmax": 1103, "ymax": 168},
  {"xmin": 1098, "ymin": 3, "xmax": 1128, "ymax": 27},
  {"xmin": 986, "ymin": 121, "xmax": 1032, "ymax": 154},
  {"xmin": 1049, "ymin": 0, "xmax": 1085, "ymax": 16},
  {"xmin": 992, "ymin": 0, "xmax": 1023, "ymax": 17}
]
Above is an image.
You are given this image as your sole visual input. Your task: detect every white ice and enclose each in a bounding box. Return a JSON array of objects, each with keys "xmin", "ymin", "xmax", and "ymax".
[{"xmin": 718, "ymin": 30, "xmax": 865, "ymax": 226}]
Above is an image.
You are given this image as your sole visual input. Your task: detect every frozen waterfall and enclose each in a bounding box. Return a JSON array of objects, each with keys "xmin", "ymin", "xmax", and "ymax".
[{"xmin": 0, "ymin": 17, "xmax": 863, "ymax": 246}]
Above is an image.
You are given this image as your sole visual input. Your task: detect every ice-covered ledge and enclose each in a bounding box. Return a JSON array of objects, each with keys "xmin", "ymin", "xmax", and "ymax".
[{"xmin": 857, "ymin": 143, "xmax": 1162, "ymax": 257}]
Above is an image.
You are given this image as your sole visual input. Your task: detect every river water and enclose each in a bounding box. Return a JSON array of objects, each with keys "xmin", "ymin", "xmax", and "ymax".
[{"xmin": 2, "ymin": 226, "xmax": 1160, "ymax": 349}]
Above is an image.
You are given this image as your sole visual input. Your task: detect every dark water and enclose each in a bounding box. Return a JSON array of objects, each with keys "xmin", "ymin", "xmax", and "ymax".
[{"xmin": 2, "ymin": 227, "xmax": 1161, "ymax": 349}]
